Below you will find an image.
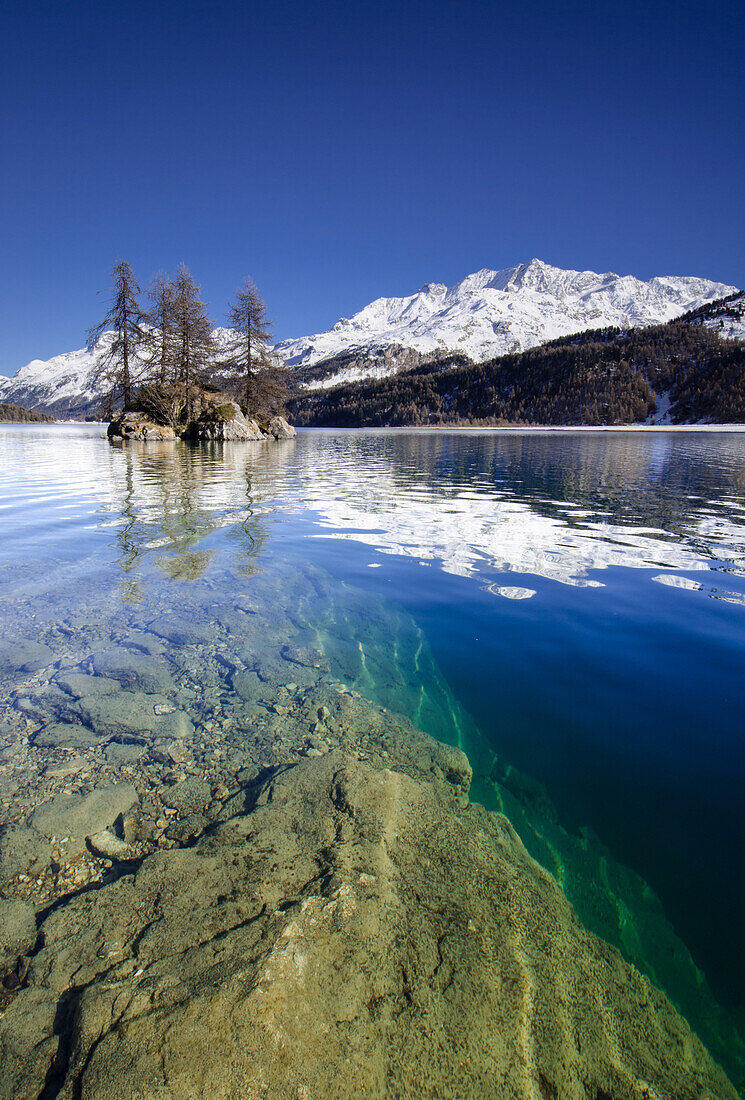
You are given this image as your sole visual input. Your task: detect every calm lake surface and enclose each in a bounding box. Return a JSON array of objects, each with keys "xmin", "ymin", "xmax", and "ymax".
[{"xmin": 1, "ymin": 424, "xmax": 744, "ymax": 1064}]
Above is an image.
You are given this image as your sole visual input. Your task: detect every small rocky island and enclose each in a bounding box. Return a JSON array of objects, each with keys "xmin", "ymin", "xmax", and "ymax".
[
  {"xmin": 86, "ymin": 261, "xmax": 295, "ymax": 445},
  {"xmin": 108, "ymin": 395, "xmax": 296, "ymax": 443}
]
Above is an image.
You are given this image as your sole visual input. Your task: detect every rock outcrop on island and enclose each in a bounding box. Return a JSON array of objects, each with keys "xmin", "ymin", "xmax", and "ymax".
[
  {"xmin": 181, "ymin": 400, "xmax": 265, "ymax": 442},
  {"xmin": 0, "ymin": 715, "xmax": 736, "ymax": 1098},
  {"xmin": 107, "ymin": 411, "xmax": 177, "ymax": 440},
  {"xmin": 108, "ymin": 397, "xmax": 297, "ymax": 443},
  {"xmin": 267, "ymin": 414, "xmax": 296, "ymax": 439}
]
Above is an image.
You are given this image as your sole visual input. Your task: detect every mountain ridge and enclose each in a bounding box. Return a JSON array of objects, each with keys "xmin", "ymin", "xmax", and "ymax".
[
  {"xmin": 0, "ymin": 260, "xmax": 739, "ymax": 419},
  {"xmin": 275, "ymin": 258, "xmax": 738, "ymax": 376}
]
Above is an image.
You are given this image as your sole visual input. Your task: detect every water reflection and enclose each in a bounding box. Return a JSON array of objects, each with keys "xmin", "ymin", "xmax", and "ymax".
[
  {"xmin": 2, "ymin": 425, "xmax": 745, "ymax": 1083},
  {"xmin": 291, "ymin": 430, "xmax": 745, "ymax": 590},
  {"xmin": 5, "ymin": 427, "xmax": 744, "ymax": 595},
  {"xmin": 99, "ymin": 437, "xmax": 296, "ymax": 584}
]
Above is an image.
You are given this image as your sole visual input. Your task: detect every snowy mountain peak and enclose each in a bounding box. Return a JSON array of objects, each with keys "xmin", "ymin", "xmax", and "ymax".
[{"xmin": 274, "ymin": 260, "xmax": 738, "ymax": 372}]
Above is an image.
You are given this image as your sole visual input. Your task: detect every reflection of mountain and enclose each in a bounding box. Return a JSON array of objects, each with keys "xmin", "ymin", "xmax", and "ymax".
[{"xmin": 288, "ymin": 431, "xmax": 745, "ymax": 586}]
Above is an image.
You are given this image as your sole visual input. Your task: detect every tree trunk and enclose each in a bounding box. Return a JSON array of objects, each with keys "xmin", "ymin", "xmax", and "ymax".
[
  {"xmin": 245, "ymin": 327, "xmax": 252, "ymax": 413},
  {"xmin": 122, "ymin": 304, "xmax": 131, "ymax": 407}
]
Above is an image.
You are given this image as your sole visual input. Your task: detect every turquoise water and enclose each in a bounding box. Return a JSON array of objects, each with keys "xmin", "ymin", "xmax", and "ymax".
[{"xmin": 1, "ymin": 423, "xmax": 745, "ymax": 1078}]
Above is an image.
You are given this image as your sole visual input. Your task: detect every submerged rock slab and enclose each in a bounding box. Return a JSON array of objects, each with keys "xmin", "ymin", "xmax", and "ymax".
[
  {"xmin": 74, "ymin": 690, "xmax": 192, "ymax": 741},
  {"xmin": 29, "ymin": 784, "xmax": 138, "ymax": 857},
  {"xmin": 0, "ymin": 748, "xmax": 735, "ymax": 1099},
  {"xmin": 0, "ymin": 639, "xmax": 55, "ymax": 676},
  {"xmin": 0, "ymin": 899, "xmax": 36, "ymax": 976},
  {"xmin": 92, "ymin": 647, "xmax": 175, "ymax": 695}
]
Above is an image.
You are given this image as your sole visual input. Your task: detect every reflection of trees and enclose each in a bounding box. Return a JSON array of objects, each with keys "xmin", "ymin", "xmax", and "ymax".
[{"xmin": 102, "ymin": 439, "xmax": 295, "ymax": 584}]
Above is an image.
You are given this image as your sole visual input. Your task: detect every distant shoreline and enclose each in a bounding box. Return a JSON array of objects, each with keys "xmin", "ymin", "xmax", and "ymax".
[
  {"xmin": 295, "ymin": 423, "xmax": 745, "ymax": 433},
  {"xmin": 3, "ymin": 420, "xmax": 745, "ymax": 434}
]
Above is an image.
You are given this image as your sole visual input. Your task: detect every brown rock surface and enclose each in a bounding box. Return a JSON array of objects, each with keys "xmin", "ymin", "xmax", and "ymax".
[
  {"xmin": 0, "ymin": 743, "xmax": 735, "ymax": 1099},
  {"xmin": 107, "ymin": 411, "xmax": 177, "ymax": 441}
]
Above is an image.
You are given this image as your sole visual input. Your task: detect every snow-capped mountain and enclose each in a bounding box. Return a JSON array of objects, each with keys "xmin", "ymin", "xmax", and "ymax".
[
  {"xmin": 276, "ymin": 259, "xmax": 737, "ymax": 387},
  {"xmin": 0, "ymin": 335, "xmax": 119, "ymax": 419},
  {"xmin": 0, "ymin": 260, "xmax": 738, "ymax": 416}
]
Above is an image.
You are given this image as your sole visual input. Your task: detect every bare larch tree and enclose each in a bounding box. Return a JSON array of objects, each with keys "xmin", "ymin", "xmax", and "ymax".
[
  {"xmin": 223, "ymin": 277, "xmax": 278, "ymax": 414},
  {"xmin": 87, "ymin": 260, "xmax": 147, "ymax": 411},
  {"xmin": 172, "ymin": 264, "xmax": 215, "ymax": 420},
  {"xmin": 147, "ymin": 272, "xmax": 176, "ymax": 384}
]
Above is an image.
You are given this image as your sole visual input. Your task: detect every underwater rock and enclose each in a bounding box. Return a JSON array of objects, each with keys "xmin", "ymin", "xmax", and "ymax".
[
  {"xmin": 160, "ymin": 776, "xmax": 211, "ymax": 815},
  {"xmin": 43, "ymin": 755, "xmax": 90, "ymax": 779},
  {"xmin": 231, "ymin": 669, "xmax": 275, "ymax": 704},
  {"xmin": 0, "ymin": 746, "xmax": 735, "ymax": 1099},
  {"xmin": 0, "ymin": 987, "xmax": 59, "ymax": 1100},
  {"xmin": 0, "ymin": 899, "xmax": 36, "ymax": 977},
  {"xmin": 75, "ymin": 690, "xmax": 190, "ymax": 740},
  {"xmin": 147, "ymin": 616, "xmax": 214, "ymax": 647},
  {"xmin": 87, "ymin": 829, "xmax": 137, "ymax": 862},
  {"xmin": 92, "ymin": 646, "xmax": 175, "ymax": 695},
  {"xmin": 0, "ymin": 639, "xmax": 55, "ymax": 676},
  {"xmin": 29, "ymin": 784, "xmax": 138, "ymax": 857},
  {"xmin": 281, "ymin": 644, "xmax": 329, "ymax": 670},
  {"xmin": 32, "ymin": 722, "xmax": 97, "ymax": 749},
  {"xmin": 103, "ymin": 741, "xmax": 146, "ymax": 765},
  {"xmin": 0, "ymin": 826, "xmax": 52, "ymax": 891},
  {"xmin": 55, "ymin": 672, "xmax": 121, "ymax": 698},
  {"xmin": 165, "ymin": 812, "xmax": 208, "ymax": 843}
]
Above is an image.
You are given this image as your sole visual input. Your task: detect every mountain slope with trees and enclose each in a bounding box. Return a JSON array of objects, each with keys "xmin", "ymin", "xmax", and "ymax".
[
  {"xmin": 289, "ymin": 301, "xmax": 745, "ymax": 427},
  {"xmin": 0, "ymin": 402, "xmax": 54, "ymax": 423}
]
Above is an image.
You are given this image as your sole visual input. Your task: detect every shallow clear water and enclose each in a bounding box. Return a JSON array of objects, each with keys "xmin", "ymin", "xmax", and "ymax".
[{"xmin": 2, "ymin": 424, "xmax": 745, "ymax": 1073}]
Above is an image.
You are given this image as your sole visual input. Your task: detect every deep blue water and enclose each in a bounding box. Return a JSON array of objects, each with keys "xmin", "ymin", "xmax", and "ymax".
[{"xmin": 1, "ymin": 424, "xmax": 744, "ymax": 1058}]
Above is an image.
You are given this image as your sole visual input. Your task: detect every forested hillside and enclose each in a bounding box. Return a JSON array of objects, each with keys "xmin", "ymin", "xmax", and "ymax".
[
  {"xmin": 288, "ymin": 310, "xmax": 745, "ymax": 427},
  {"xmin": 0, "ymin": 402, "xmax": 54, "ymax": 423}
]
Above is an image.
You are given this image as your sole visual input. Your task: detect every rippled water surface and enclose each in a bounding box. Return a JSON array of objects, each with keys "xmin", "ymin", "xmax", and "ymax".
[{"xmin": 2, "ymin": 423, "xmax": 745, "ymax": 1071}]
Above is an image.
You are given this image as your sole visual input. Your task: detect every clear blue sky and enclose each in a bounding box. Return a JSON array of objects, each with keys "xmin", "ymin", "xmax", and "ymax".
[{"xmin": 1, "ymin": 0, "xmax": 743, "ymax": 373}]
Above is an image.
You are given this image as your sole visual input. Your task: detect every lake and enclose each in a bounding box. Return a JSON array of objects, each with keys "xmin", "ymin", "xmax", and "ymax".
[{"xmin": 1, "ymin": 423, "xmax": 744, "ymax": 1081}]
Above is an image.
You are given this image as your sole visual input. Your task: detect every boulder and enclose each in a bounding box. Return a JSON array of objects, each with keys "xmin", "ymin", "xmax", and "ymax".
[
  {"xmin": 268, "ymin": 414, "xmax": 296, "ymax": 439},
  {"xmin": 92, "ymin": 646, "xmax": 175, "ymax": 694},
  {"xmin": 30, "ymin": 784, "xmax": 138, "ymax": 857},
  {"xmin": 87, "ymin": 829, "xmax": 137, "ymax": 862},
  {"xmin": 183, "ymin": 401, "xmax": 265, "ymax": 442},
  {"xmin": 107, "ymin": 411, "xmax": 176, "ymax": 441}
]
